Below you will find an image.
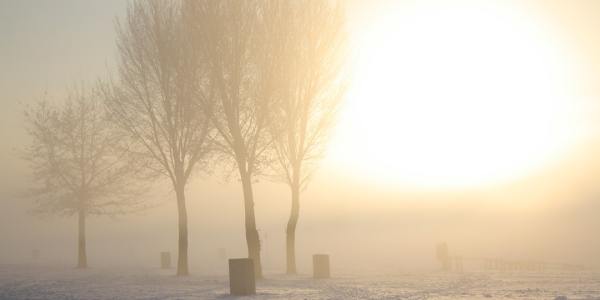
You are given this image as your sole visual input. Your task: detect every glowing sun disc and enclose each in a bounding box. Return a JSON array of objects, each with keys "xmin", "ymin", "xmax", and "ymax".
[{"xmin": 327, "ymin": 1, "xmax": 583, "ymax": 188}]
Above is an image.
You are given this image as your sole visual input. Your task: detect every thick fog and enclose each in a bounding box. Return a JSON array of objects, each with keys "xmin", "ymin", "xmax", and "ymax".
[
  {"xmin": 2, "ymin": 0, "xmax": 600, "ymax": 276},
  {"xmin": 2, "ymin": 152, "xmax": 600, "ymax": 274}
]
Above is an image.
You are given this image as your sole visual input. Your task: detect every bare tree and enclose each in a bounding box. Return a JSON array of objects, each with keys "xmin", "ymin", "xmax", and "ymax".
[
  {"xmin": 23, "ymin": 86, "xmax": 144, "ymax": 269},
  {"xmin": 265, "ymin": 1, "xmax": 348, "ymax": 275},
  {"xmin": 184, "ymin": 0, "xmax": 276, "ymax": 278},
  {"xmin": 102, "ymin": 0, "xmax": 211, "ymax": 276}
]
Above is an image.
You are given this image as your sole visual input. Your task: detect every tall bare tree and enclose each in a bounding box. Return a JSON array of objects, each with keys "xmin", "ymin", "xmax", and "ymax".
[
  {"xmin": 23, "ymin": 86, "xmax": 144, "ymax": 269},
  {"xmin": 184, "ymin": 0, "xmax": 276, "ymax": 278},
  {"xmin": 265, "ymin": 1, "xmax": 348, "ymax": 274},
  {"xmin": 103, "ymin": 0, "xmax": 211, "ymax": 276}
]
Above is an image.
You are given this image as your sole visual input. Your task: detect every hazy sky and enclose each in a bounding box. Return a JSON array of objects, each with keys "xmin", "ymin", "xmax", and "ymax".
[
  {"xmin": 2, "ymin": 0, "xmax": 600, "ymax": 273},
  {"xmin": 0, "ymin": 0, "xmax": 126, "ymax": 189}
]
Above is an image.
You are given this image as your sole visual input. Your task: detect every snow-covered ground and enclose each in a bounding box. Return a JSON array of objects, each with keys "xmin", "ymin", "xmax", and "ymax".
[{"xmin": 0, "ymin": 265, "xmax": 599, "ymax": 299}]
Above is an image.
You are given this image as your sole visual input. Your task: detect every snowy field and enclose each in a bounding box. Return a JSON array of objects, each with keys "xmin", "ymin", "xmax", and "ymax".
[{"xmin": 0, "ymin": 265, "xmax": 599, "ymax": 299}]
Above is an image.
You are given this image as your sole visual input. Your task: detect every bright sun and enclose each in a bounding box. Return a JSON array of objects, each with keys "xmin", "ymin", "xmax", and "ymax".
[{"xmin": 327, "ymin": 1, "xmax": 584, "ymax": 188}]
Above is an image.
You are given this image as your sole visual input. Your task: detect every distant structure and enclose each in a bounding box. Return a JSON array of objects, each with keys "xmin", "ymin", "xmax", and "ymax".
[
  {"xmin": 436, "ymin": 242, "xmax": 450, "ymax": 271},
  {"xmin": 435, "ymin": 243, "xmax": 585, "ymax": 272},
  {"xmin": 482, "ymin": 259, "xmax": 583, "ymax": 272}
]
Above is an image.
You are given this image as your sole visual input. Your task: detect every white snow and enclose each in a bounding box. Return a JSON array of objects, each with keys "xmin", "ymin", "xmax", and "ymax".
[{"xmin": 0, "ymin": 265, "xmax": 599, "ymax": 299}]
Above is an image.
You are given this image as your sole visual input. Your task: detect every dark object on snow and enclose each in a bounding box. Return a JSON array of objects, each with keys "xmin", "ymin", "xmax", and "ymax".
[
  {"xmin": 313, "ymin": 254, "xmax": 330, "ymax": 278},
  {"xmin": 229, "ymin": 258, "xmax": 256, "ymax": 295},
  {"xmin": 160, "ymin": 252, "xmax": 171, "ymax": 269}
]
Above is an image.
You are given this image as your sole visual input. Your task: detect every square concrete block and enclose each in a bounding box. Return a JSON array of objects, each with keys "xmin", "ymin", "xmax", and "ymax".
[
  {"xmin": 229, "ymin": 258, "xmax": 256, "ymax": 295},
  {"xmin": 160, "ymin": 252, "xmax": 171, "ymax": 269},
  {"xmin": 313, "ymin": 254, "xmax": 330, "ymax": 278}
]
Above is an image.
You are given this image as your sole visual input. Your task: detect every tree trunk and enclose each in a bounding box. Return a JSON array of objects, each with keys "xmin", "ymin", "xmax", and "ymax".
[
  {"xmin": 77, "ymin": 209, "xmax": 87, "ymax": 269},
  {"xmin": 175, "ymin": 183, "xmax": 189, "ymax": 276},
  {"xmin": 240, "ymin": 170, "xmax": 262, "ymax": 278},
  {"xmin": 286, "ymin": 182, "xmax": 300, "ymax": 275}
]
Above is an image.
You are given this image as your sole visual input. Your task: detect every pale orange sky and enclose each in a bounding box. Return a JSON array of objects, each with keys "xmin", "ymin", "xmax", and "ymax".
[
  {"xmin": 3, "ymin": 0, "xmax": 600, "ymax": 188},
  {"xmin": 1, "ymin": 0, "xmax": 600, "ymax": 271}
]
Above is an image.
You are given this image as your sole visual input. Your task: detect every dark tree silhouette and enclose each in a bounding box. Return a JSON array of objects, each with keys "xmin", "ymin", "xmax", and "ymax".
[
  {"xmin": 102, "ymin": 0, "xmax": 212, "ymax": 276},
  {"xmin": 264, "ymin": 0, "xmax": 348, "ymax": 274},
  {"xmin": 184, "ymin": 0, "xmax": 277, "ymax": 278},
  {"xmin": 23, "ymin": 86, "xmax": 144, "ymax": 269}
]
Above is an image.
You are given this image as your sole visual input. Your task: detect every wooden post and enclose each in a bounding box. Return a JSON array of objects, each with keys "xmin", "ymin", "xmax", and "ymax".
[
  {"xmin": 313, "ymin": 254, "xmax": 330, "ymax": 279},
  {"xmin": 229, "ymin": 258, "xmax": 256, "ymax": 295},
  {"xmin": 160, "ymin": 252, "xmax": 171, "ymax": 269}
]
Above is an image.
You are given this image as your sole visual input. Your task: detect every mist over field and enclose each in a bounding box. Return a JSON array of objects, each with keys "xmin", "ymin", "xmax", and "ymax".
[{"xmin": 3, "ymin": 149, "xmax": 600, "ymax": 273}]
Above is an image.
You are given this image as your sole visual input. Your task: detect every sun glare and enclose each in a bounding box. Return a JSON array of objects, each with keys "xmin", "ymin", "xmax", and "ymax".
[{"xmin": 328, "ymin": 1, "xmax": 584, "ymax": 188}]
